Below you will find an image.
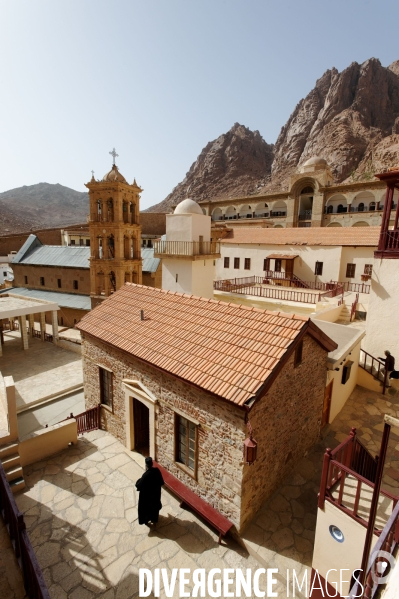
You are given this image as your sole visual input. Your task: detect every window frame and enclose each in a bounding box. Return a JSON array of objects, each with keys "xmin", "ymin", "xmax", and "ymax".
[
  {"xmin": 294, "ymin": 340, "xmax": 303, "ymax": 368},
  {"xmin": 315, "ymin": 261, "xmax": 323, "ymax": 276},
  {"xmin": 346, "ymin": 263, "xmax": 356, "ymax": 278},
  {"xmin": 364, "ymin": 264, "xmax": 373, "ymax": 276},
  {"xmin": 224, "ymin": 257, "xmax": 230, "ymax": 269},
  {"xmin": 174, "ymin": 413, "xmax": 198, "ymax": 479},
  {"xmin": 24, "ymin": 275, "xmax": 28, "ymax": 284},
  {"xmin": 57, "ymin": 278, "xmax": 62, "ymax": 289},
  {"xmin": 40, "ymin": 276, "xmax": 45, "ymax": 286},
  {"xmin": 73, "ymin": 280, "xmax": 78, "ymax": 290},
  {"xmin": 244, "ymin": 258, "xmax": 251, "ymax": 270},
  {"xmin": 99, "ymin": 366, "xmax": 113, "ymax": 411},
  {"xmin": 274, "ymin": 259, "xmax": 282, "ymax": 272},
  {"xmin": 234, "ymin": 257, "xmax": 240, "ymax": 270}
]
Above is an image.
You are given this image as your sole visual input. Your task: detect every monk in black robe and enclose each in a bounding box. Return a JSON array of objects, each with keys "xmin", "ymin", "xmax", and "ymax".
[{"xmin": 135, "ymin": 457, "xmax": 164, "ymax": 525}]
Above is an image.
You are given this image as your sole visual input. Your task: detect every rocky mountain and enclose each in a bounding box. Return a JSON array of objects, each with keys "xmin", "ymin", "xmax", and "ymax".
[
  {"xmin": 0, "ymin": 183, "xmax": 88, "ymax": 234},
  {"xmin": 148, "ymin": 57, "xmax": 399, "ymax": 212},
  {"xmin": 147, "ymin": 124, "xmax": 274, "ymax": 212}
]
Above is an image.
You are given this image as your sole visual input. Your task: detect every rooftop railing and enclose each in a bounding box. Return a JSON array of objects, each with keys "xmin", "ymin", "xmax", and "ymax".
[{"xmin": 154, "ymin": 240, "xmax": 220, "ymax": 256}]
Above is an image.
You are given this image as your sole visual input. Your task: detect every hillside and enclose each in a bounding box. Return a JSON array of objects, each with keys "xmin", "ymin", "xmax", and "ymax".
[
  {"xmin": 0, "ymin": 183, "xmax": 88, "ymax": 234},
  {"xmin": 148, "ymin": 57, "xmax": 399, "ymax": 212}
]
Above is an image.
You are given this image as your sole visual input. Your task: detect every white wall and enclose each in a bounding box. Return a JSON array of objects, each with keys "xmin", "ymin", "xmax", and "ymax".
[
  {"xmin": 217, "ymin": 243, "xmax": 376, "ymax": 287},
  {"xmin": 338, "ymin": 247, "xmax": 375, "ymax": 285},
  {"xmin": 312, "ymin": 501, "xmax": 378, "ymax": 597},
  {"xmin": 364, "ymin": 258, "xmax": 399, "ymax": 358},
  {"xmin": 326, "ymin": 342, "xmax": 361, "ymax": 423},
  {"xmin": 166, "ymin": 213, "xmax": 211, "ymax": 242},
  {"xmin": 217, "ymin": 243, "xmax": 343, "ymax": 283},
  {"xmin": 162, "ymin": 258, "xmax": 214, "ymax": 299}
]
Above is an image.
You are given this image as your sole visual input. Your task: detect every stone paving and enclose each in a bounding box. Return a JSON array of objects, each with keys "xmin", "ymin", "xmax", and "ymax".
[
  {"xmin": 15, "ymin": 431, "xmax": 280, "ymax": 599},
  {"xmin": 4, "ymin": 383, "xmax": 399, "ymax": 599},
  {"xmin": 242, "ymin": 384, "xmax": 399, "ymax": 574},
  {"xmin": 1, "ymin": 332, "xmax": 83, "ymax": 409}
]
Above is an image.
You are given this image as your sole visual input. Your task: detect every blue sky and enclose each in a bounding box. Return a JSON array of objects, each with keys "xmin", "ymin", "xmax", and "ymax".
[{"xmin": 0, "ymin": 0, "xmax": 398, "ymax": 209}]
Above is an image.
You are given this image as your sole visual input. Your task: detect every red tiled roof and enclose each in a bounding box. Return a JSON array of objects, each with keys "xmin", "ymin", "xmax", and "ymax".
[
  {"xmin": 220, "ymin": 227, "xmax": 381, "ymax": 246},
  {"xmin": 77, "ymin": 284, "xmax": 332, "ymax": 406}
]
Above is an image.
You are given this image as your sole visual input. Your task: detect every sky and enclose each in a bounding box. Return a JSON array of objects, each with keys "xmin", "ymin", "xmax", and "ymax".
[{"xmin": 0, "ymin": 0, "xmax": 398, "ymax": 210}]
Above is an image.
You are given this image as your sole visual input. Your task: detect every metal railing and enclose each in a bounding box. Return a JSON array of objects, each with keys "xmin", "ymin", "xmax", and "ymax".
[
  {"xmin": 349, "ymin": 499, "xmax": 399, "ymax": 599},
  {"xmin": 154, "ymin": 240, "xmax": 220, "ymax": 256},
  {"xmin": 0, "ymin": 462, "xmax": 51, "ymax": 599},
  {"xmin": 31, "ymin": 329, "xmax": 53, "ymax": 342},
  {"xmin": 318, "ymin": 429, "xmax": 397, "ymax": 529},
  {"xmin": 217, "ymin": 282, "xmax": 321, "ymax": 304},
  {"xmin": 298, "ymin": 210, "xmax": 312, "ymax": 220},
  {"xmin": 359, "ymin": 349, "xmax": 388, "ymax": 394}
]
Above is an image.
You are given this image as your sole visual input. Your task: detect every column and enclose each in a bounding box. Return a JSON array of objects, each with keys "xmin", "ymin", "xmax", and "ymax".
[
  {"xmin": 20, "ymin": 315, "xmax": 29, "ymax": 350},
  {"xmin": 28, "ymin": 313, "xmax": 35, "ymax": 336},
  {"xmin": 0, "ymin": 320, "xmax": 3, "ymax": 357},
  {"xmin": 51, "ymin": 311, "xmax": 59, "ymax": 344},
  {"xmin": 39, "ymin": 312, "xmax": 46, "ymax": 341}
]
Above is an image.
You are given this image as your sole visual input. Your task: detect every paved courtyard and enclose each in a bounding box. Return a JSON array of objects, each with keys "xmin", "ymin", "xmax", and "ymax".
[
  {"xmin": 1, "ymin": 331, "xmax": 83, "ymax": 411},
  {"xmin": 3, "ymin": 383, "xmax": 399, "ymax": 599}
]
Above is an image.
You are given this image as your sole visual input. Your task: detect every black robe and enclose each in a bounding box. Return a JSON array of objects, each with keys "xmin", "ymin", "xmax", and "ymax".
[{"xmin": 135, "ymin": 466, "xmax": 165, "ymax": 525}]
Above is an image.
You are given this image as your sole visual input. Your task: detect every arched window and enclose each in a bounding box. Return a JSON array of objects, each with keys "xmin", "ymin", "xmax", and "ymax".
[
  {"xmin": 358, "ymin": 203, "xmax": 365, "ymax": 212},
  {"xmin": 300, "ymin": 186, "xmax": 314, "ymax": 194},
  {"xmin": 337, "ymin": 204, "xmax": 344, "ymax": 213},
  {"xmin": 369, "ymin": 202, "xmax": 376, "ymax": 211},
  {"xmin": 327, "ymin": 205, "xmax": 333, "ymax": 214}
]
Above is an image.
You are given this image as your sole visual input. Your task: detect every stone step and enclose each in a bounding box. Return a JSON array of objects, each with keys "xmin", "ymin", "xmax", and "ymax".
[
  {"xmin": 0, "ymin": 453, "xmax": 21, "ymax": 471},
  {"xmin": 9, "ymin": 476, "xmax": 25, "ymax": 494},
  {"xmin": 5, "ymin": 465, "xmax": 23, "ymax": 483},
  {"xmin": 0, "ymin": 442, "xmax": 19, "ymax": 460}
]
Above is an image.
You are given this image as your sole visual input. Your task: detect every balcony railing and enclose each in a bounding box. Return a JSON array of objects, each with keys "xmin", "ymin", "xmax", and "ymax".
[
  {"xmin": 154, "ymin": 240, "xmax": 220, "ymax": 257},
  {"xmin": 298, "ymin": 210, "xmax": 312, "ymax": 220}
]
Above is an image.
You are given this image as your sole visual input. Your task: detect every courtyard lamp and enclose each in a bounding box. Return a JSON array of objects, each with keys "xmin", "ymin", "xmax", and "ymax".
[{"xmin": 243, "ymin": 421, "xmax": 257, "ymax": 465}]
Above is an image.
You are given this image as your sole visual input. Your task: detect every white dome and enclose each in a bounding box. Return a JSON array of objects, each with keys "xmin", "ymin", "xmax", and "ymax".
[
  {"xmin": 303, "ymin": 156, "xmax": 328, "ymax": 167},
  {"xmin": 174, "ymin": 198, "xmax": 203, "ymax": 215}
]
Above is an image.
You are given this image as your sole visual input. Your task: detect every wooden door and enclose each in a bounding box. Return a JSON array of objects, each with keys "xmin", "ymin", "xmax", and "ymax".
[
  {"xmin": 133, "ymin": 398, "xmax": 150, "ymax": 456},
  {"xmin": 285, "ymin": 260, "xmax": 294, "ymax": 279},
  {"xmin": 321, "ymin": 381, "xmax": 333, "ymax": 428}
]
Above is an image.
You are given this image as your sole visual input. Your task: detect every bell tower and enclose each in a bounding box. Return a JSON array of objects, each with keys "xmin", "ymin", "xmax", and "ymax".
[{"xmin": 86, "ymin": 149, "xmax": 142, "ymax": 308}]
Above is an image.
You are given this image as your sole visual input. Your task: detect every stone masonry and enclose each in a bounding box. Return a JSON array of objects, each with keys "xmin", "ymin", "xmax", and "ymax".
[{"xmin": 81, "ymin": 331, "xmax": 327, "ymax": 533}]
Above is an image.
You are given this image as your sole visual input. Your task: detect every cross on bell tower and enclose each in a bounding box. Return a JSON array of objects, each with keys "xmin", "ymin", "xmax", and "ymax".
[{"xmin": 109, "ymin": 147, "xmax": 119, "ymax": 165}]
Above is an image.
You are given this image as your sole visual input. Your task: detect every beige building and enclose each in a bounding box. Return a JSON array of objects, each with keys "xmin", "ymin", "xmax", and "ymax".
[
  {"xmin": 199, "ymin": 157, "xmax": 398, "ymax": 230},
  {"xmin": 86, "ymin": 159, "xmax": 142, "ymax": 308}
]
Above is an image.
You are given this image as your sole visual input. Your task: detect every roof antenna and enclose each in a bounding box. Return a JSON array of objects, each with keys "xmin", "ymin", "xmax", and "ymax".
[{"xmin": 140, "ymin": 309, "xmax": 144, "ymax": 321}]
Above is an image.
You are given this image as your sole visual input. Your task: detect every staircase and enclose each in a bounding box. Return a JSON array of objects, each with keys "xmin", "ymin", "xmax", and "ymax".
[
  {"xmin": 291, "ymin": 274, "xmax": 311, "ymax": 288},
  {"xmin": 0, "ymin": 442, "xmax": 25, "ymax": 493},
  {"xmin": 359, "ymin": 349, "xmax": 389, "ymax": 394}
]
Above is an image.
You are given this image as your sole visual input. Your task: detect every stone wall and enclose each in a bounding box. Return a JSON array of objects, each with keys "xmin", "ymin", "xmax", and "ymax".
[
  {"xmin": 13, "ymin": 264, "xmax": 90, "ymax": 295},
  {"xmin": 81, "ymin": 334, "xmax": 246, "ymax": 528},
  {"xmin": 240, "ymin": 333, "xmax": 327, "ymax": 530},
  {"xmin": 140, "ymin": 212, "xmax": 167, "ymax": 236},
  {"xmin": 34, "ymin": 307, "xmax": 88, "ymax": 328},
  {"xmin": 0, "ymin": 224, "xmax": 86, "ymax": 255},
  {"xmin": 142, "ymin": 265, "xmax": 162, "ymax": 289}
]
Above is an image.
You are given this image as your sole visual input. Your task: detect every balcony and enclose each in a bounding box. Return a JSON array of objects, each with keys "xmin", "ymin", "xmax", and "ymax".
[
  {"xmin": 154, "ymin": 240, "xmax": 220, "ymax": 260},
  {"xmin": 298, "ymin": 210, "xmax": 312, "ymax": 221}
]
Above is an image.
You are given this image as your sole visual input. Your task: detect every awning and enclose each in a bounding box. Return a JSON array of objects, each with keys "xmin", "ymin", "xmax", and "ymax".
[{"xmin": 267, "ymin": 254, "xmax": 298, "ymax": 260}]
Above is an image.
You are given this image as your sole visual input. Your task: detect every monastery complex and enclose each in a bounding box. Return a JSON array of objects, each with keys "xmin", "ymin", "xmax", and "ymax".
[{"xmin": 1, "ymin": 154, "xmax": 399, "ymax": 599}]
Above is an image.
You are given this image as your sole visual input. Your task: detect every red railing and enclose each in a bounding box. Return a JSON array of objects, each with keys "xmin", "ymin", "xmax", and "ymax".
[
  {"xmin": 349, "ymin": 499, "xmax": 399, "ymax": 599},
  {"xmin": 0, "ymin": 462, "xmax": 51, "ymax": 599},
  {"xmin": 359, "ymin": 349, "xmax": 388, "ymax": 395},
  {"xmin": 65, "ymin": 405, "xmax": 101, "ymax": 435},
  {"xmin": 318, "ymin": 429, "xmax": 397, "ymax": 531}
]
